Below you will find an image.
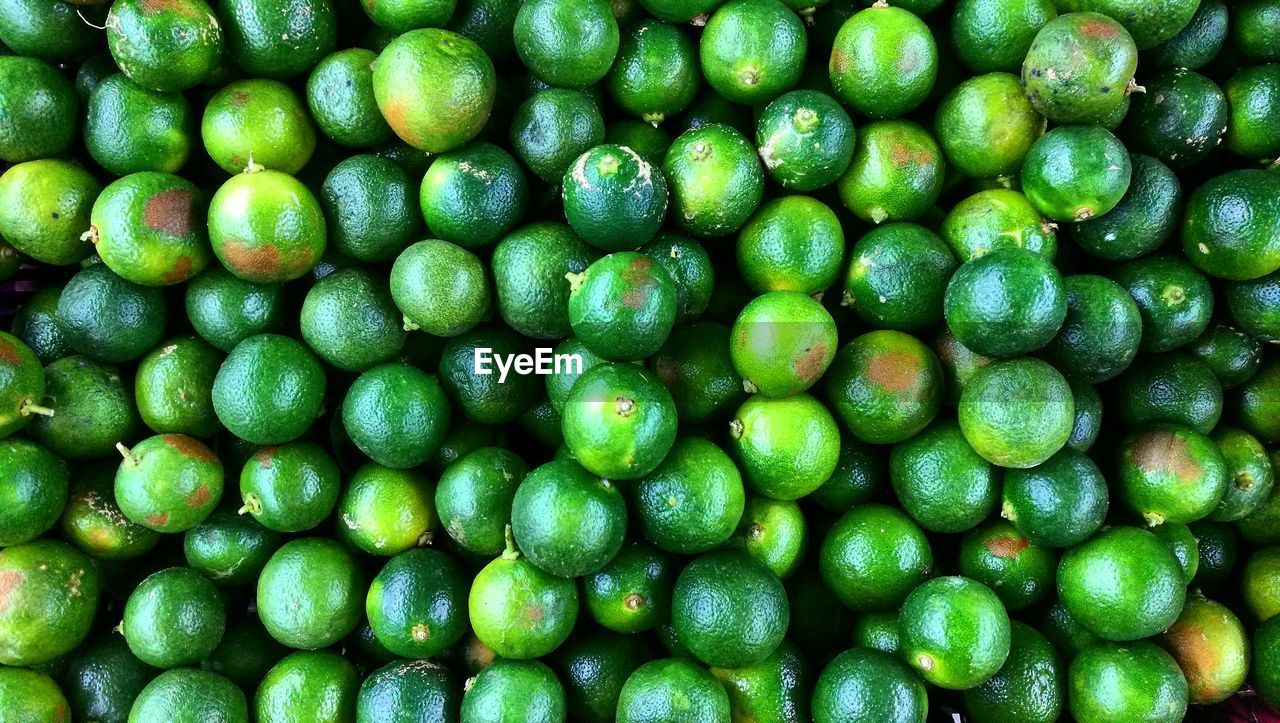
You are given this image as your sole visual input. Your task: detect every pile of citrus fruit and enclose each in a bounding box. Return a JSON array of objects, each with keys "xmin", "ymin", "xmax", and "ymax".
[{"xmin": 1, "ymin": 0, "xmax": 1279, "ymax": 720}]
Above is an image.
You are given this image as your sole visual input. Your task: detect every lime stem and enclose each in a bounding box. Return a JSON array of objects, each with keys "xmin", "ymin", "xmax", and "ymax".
[
  {"xmin": 115, "ymin": 442, "xmax": 136, "ymax": 466},
  {"xmin": 19, "ymin": 400, "xmax": 54, "ymax": 417}
]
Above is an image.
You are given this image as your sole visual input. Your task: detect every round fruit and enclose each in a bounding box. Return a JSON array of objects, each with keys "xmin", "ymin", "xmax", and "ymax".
[
  {"xmin": 890, "ymin": 420, "xmax": 998, "ymax": 533},
  {"xmin": 468, "ymin": 539, "xmax": 578, "ymax": 659},
  {"xmin": 212, "ymin": 334, "xmax": 326, "ymax": 445},
  {"xmin": 633, "ymin": 437, "xmax": 744, "ymax": 554},
  {"xmin": 115, "ymin": 434, "xmax": 223, "ymax": 533},
  {"xmin": 1057, "ymin": 526, "xmax": 1186, "ymax": 640},
  {"xmin": 257, "ymin": 538, "xmax": 363, "ymax": 650},
  {"xmin": 819, "ymin": 503, "xmax": 932, "ymax": 611},
  {"xmin": 755, "ymin": 90, "xmax": 856, "ymax": 192},
  {"xmin": 829, "ymin": 4, "xmax": 937, "ymax": 118},
  {"xmin": 935, "ymin": 72, "xmax": 1045, "ymax": 179},
  {"xmin": 366, "ymin": 549, "xmax": 467, "ymax": 659},
  {"xmin": 561, "ymin": 363, "xmax": 677, "ymax": 480},
  {"xmin": 1002, "ymin": 449, "xmax": 1109, "ymax": 548},
  {"xmin": 958, "ymin": 358, "xmax": 1074, "ymax": 469},
  {"xmin": 422, "ymin": 141, "xmax": 528, "ymax": 249},
  {"xmin": 336, "ymin": 464, "xmax": 437, "ymax": 556},
  {"xmin": 812, "ymin": 647, "xmax": 928, "ymax": 723},
  {"xmin": 391, "ymin": 239, "xmax": 492, "ymax": 337},
  {"xmin": 662, "ymin": 124, "xmax": 765, "ymax": 238},
  {"xmin": 843, "ymin": 223, "xmax": 957, "ymax": 331},
  {"xmin": 563, "ymin": 144, "xmax": 668, "ymax": 251},
  {"xmin": 671, "ymin": 550, "xmax": 788, "ymax": 668},
  {"xmin": 0, "ymin": 160, "xmax": 100, "ymax": 266},
  {"xmin": 700, "ymin": 0, "xmax": 806, "ymax": 105},
  {"xmin": 730, "ymin": 393, "xmax": 840, "ymax": 500},
  {"xmin": 1116, "ymin": 423, "xmax": 1227, "ymax": 526},
  {"xmin": 122, "ymin": 567, "xmax": 225, "ymax": 668},
  {"xmin": 1020, "ymin": 125, "xmax": 1132, "ymax": 222},
  {"xmin": 511, "ymin": 459, "xmax": 627, "ymax": 577},
  {"xmin": 0, "ymin": 540, "xmax": 100, "ymax": 666},
  {"xmin": 1068, "ymin": 641, "xmax": 1188, "ymax": 722},
  {"xmin": 208, "ymin": 169, "xmax": 327, "ymax": 283},
  {"xmin": 836, "ymin": 120, "xmax": 944, "ymax": 224},
  {"xmin": 899, "ymin": 576, "xmax": 1012, "ymax": 690},
  {"xmin": 1182, "ymin": 169, "xmax": 1280, "ymax": 281},
  {"xmin": 1022, "ymin": 12, "xmax": 1137, "ymax": 123},
  {"xmin": 514, "ymin": 0, "xmax": 619, "ymax": 87}
]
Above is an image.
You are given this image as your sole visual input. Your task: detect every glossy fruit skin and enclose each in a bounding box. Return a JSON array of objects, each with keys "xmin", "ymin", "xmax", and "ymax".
[
  {"xmin": 122, "ymin": 567, "xmax": 226, "ymax": 669},
  {"xmin": 1044, "ymin": 275, "xmax": 1141, "ymax": 383},
  {"xmin": 959, "ymin": 358, "xmax": 1074, "ymax": 469},
  {"xmin": 1225, "ymin": 65, "xmax": 1280, "ymax": 160},
  {"xmin": 899, "ymin": 576, "xmax": 1012, "ymax": 690},
  {"xmin": 238, "ymin": 442, "xmax": 340, "ymax": 533},
  {"xmin": 64, "ymin": 463, "xmax": 161, "ymax": 560},
  {"xmin": 551, "ymin": 631, "xmax": 647, "ymax": 722},
  {"xmin": 0, "ymin": 56, "xmax": 79, "ymax": 163},
  {"xmin": 0, "ymin": 439, "xmax": 66, "ymax": 547},
  {"xmin": 563, "ymin": 144, "xmax": 668, "ymax": 251},
  {"xmin": 890, "ymin": 420, "xmax": 997, "ymax": 533},
  {"xmin": 730, "ymin": 291, "xmax": 836, "ymax": 398},
  {"xmin": 1021, "ymin": 125, "xmax": 1132, "ymax": 222},
  {"xmin": 1208, "ymin": 428, "xmax": 1273, "ymax": 522},
  {"xmin": 306, "ymin": 49, "xmax": 393, "ymax": 148},
  {"xmin": 568, "ymin": 253, "xmax": 677, "ymax": 362},
  {"xmin": 129, "ymin": 668, "xmax": 249, "ymax": 723},
  {"xmin": 185, "ymin": 271, "xmax": 284, "ymax": 357},
  {"xmin": 63, "ymin": 634, "xmax": 156, "ymax": 723},
  {"xmin": 672, "ymin": 550, "xmax": 788, "ymax": 668},
  {"xmin": 1002, "ymin": 449, "xmax": 1108, "ymax": 548},
  {"xmin": 755, "ymin": 90, "xmax": 855, "ymax": 192},
  {"xmin": 738, "ymin": 196, "xmax": 845, "ymax": 296},
  {"xmin": 218, "ymin": 0, "xmax": 337, "ymax": 80},
  {"xmin": 468, "ymin": 552, "xmax": 578, "ymax": 659},
  {"xmin": 1058, "ymin": 526, "xmax": 1186, "ymax": 641},
  {"xmin": 959, "ymin": 521, "xmax": 1055, "ymax": 611},
  {"xmin": 830, "ymin": 5, "xmax": 937, "ymax": 118},
  {"xmin": 255, "ymin": 650, "xmax": 360, "ymax": 723},
  {"xmin": 85, "ymin": 74, "xmax": 193, "ymax": 176},
  {"xmin": 1182, "ymin": 169, "xmax": 1280, "ymax": 281},
  {"xmin": 731, "ymin": 393, "xmax": 841, "ymax": 500},
  {"xmin": 811, "ymin": 647, "xmax": 927, "ymax": 723},
  {"xmin": 634, "ymin": 437, "xmax": 744, "ymax": 554},
  {"xmin": 512, "ymin": 460, "xmax": 627, "ymax": 577},
  {"xmin": 0, "ymin": 160, "xmax": 100, "ymax": 266},
  {"xmin": 649, "ymin": 321, "xmax": 746, "ymax": 425},
  {"xmin": 321, "ymin": 155, "xmax": 421, "ymax": 263},
  {"xmin": 92, "ymin": 173, "xmax": 209, "ymax": 287},
  {"xmin": 945, "ymin": 248, "xmax": 1066, "ymax": 358},
  {"xmin": 1160, "ymin": 594, "xmax": 1249, "ymax": 704},
  {"xmin": 515, "ymin": 0, "xmax": 619, "ymax": 88},
  {"xmin": 1243, "ymin": 547, "xmax": 1280, "ymax": 621},
  {"xmin": 362, "ymin": 0, "xmax": 455, "ymax": 32},
  {"xmin": 1116, "ymin": 423, "xmax": 1228, "ymax": 526},
  {"xmin": 583, "ymin": 542, "xmax": 675, "ymax": 633},
  {"xmin": 202, "ymin": 79, "xmax": 315, "ymax": 175},
  {"xmin": 1255, "ymin": 615, "xmax": 1280, "ymax": 706},
  {"xmin": 365, "ymin": 549, "xmax": 467, "ymax": 660},
  {"xmin": 0, "ymin": 1, "xmax": 103, "ymax": 64},
  {"xmin": 936, "ymin": 72, "xmax": 1045, "ymax": 179},
  {"xmin": 356, "ymin": 659, "xmax": 459, "ymax": 722},
  {"xmin": 213, "ymin": 334, "xmax": 326, "ymax": 445},
  {"xmin": 951, "ymin": 0, "xmax": 1058, "ymax": 73},
  {"xmin": 391, "ymin": 239, "xmax": 492, "ymax": 337},
  {"xmin": 700, "ymin": 0, "xmax": 806, "ymax": 105},
  {"xmin": 843, "ymin": 223, "xmax": 956, "ymax": 332},
  {"xmin": 1021, "ymin": 12, "xmax": 1137, "ymax": 123},
  {"xmin": 0, "ymin": 540, "xmax": 101, "ymax": 666},
  {"xmin": 29, "ymin": 356, "xmax": 138, "ymax": 461},
  {"xmin": 1226, "ymin": 272, "xmax": 1280, "ymax": 344},
  {"xmin": 300, "ymin": 269, "xmax": 405, "ymax": 372},
  {"xmin": 819, "ymin": 503, "xmax": 932, "ymax": 611},
  {"xmin": 511, "ymin": 89, "xmax": 605, "ymax": 183},
  {"xmin": 1144, "ymin": 0, "xmax": 1226, "ymax": 69},
  {"xmin": 1058, "ymin": 0, "xmax": 1199, "ymax": 49},
  {"xmin": 1111, "ymin": 254, "xmax": 1214, "ymax": 353},
  {"xmin": 1236, "ymin": 361, "xmax": 1280, "ymax": 444},
  {"xmin": 826, "ymin": 330, "xmax": 943, "ymax": 444},
  {"xmin": 435, "ymin": 447, "xmax": 528, "ymax": 556},
  {"xmin": 941, "ymin": 189, "xmax": 1056, "ymax": 261},
  {"xmin": 640, "ymin": 233, "xmax": 713, "ymax": 323},
  {"xmin": 257, "ymin": 538, "xmax": 363, "ymax": 650},
  {"xmin": 57, "ymin": 264, "xmax": 167, "ymax": 364},
  {"xmin": 422, "ymin": 141, "xmax": 529, "ymax": 249},
  {"xmin": 616, "ymin": 658, "xmax": 731, "ymax": 723},
  {"xmin": 11, "ymin": 286, "xmax": 72, "ymax": 365},
  {"xmin": 336, "ymin": 464, "xmax": 437, "ymax": 556},
  {"xmin": 461, "ymin": 659, "xmax": 567, "ymax": 722},
  {"xmin": 662, "ymin": 124, "xmax": 765, "ymax": 238},
  {"xmin": 106, "ymin": 0, "xmax": 223, "ymax": 92},
  {"xmin": 0, "ymin": 331, "xmax": 45, "ymax": 439},
  {"xmin": 562, "ymin": 363, "xmax": 677, "ymax": 480},
  {"xmin": 1070, "ymin": 153, "xmax": 1182, "ymax": 260},
  {"xmin": 960, "ymin": 622, "xmax": 1062, "ymax": 723},
  {"xmin": 1123, "ymin": 69, "xmax": 1227, "ymax": 167},
  {"xmin": 836, "ymin": 120, "xmax": 944, "ymax": 225},
  {"xmin": 373, "ymin": 29, "xmax": 496, "ymax": 153},
  {"xmin": 115, "ymin": 434, "xmax": 224, "ymax": 533},
  {"xmin": 1068, "ymin": 641, "xmax": 1188, "ymax": 722},
  {"xmin": 208, "ymin": 170, "xmax": 327, "ymax": 283},
  {"xmin": 492, "ymin": 223, "xmax": 595, "ymax": 339}
]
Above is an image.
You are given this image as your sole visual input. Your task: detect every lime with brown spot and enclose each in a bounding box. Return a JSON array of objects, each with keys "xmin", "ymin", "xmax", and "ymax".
[
  {"xmin": 373, "ymin": 28, "xmax": 495, "ymax": 153},
  {"xmin": 1021, "ymin": 12, "xmax": 1137, "ymax": 123},
  {"xmin": 891, "ymin": 419, "xmax": 998, "ymax": 533},
  {"xmin": 959, "ymin": 520, "xmax": 1055, "ymax": 611},
  {"xmin": 843, "ymin": 223, "xmax": 957, "ymax": 332},
  {"xmin": 941, "ymin": 189, "xmax": 1056, "ymax": 262},
  {"xmin": 208, "ymin": 169, "xmax": 326, "ymax": 283},
  {"xmin": 84, "ymin": 74, "xmax": 194, "ymax": 176},
  {"xmin": 568, "ymin": 252, "xmax": 677, "ymax": 362},
  {"xmin": 212, "ymin": 334, "xmax": 326, "ymax": 445},
  {"xmin": 826, "ymin": 330, "xmax": 943, "ymax": 445},
  {"xmin": 0, "ymin": 438, "xmax": 67, "ymax": 547},
  {"xmin": 115, "ymin": 434, "xmax": 223, "ymax": 533},
  {"xmin": 0, "ymin": 55, "xmax": 79, "ymax": 163},
  {"xmin": 730, "ymin": 392, "xmax": 840, "ymax": 500},
  {"xmin": 1243, "ymin": 546, "xmax": 1280, "ymax": 621},
  {"xmin": 0, "ymin": 330, "xmax": 49, "ymax": 439},
  {"xmin": 1020, "ymin": 125, "xmax": 1132, "ymax": 222},
  {"xmin": 1209, "ymin": 426, "xmax": 1274, "ymax": 521},
  {"xmin": 755, "ymin": 90, "xmax": 855, "ymax": 192},
  {"xmin": 1002, "ymin": 449, "xmax": 1108, "ymax": 548},
  {"xmin": 1058, "ymin": 525, "xmax": 1186, "ymax": 640},
  {"xmin": 62, "ymin": 463, "xmax": 160, "ymax": 560},
  {"xmin": 829, "ymin": 4, "xmax": 937, "ymax": 118},
  {"xmin": 201, "ymin": 79, "xmax": 315, "ymax": 175},
  {"xmin": 90, "ymin": 172, "xmax": 209, "ymax": 286},
  {"xmin": 306, "ymin": 48, "xmax": 393, "ymax": 149},
  {"xmin": 1159, "ymin": 594, "xmax": 1248, "ymax": 704},
  {"xmin": 819, "ymin": 503, "xmax": 932, "ymax": 611},
  {"xmin": 730, "ymin": 291, "xmax": 836, "ymax": 398},
  {"xmin": 700, "ymin": 0, "xmax": 806, "ymax": 105},
  {"xmin": 836, "ymin": 120, "xmax": 944, "ymax": 225},
  {"xmin": 468, "ymin": 531, "xmax": 579, "ymax": 659},
  {"xmin": 105, "ymin": 0, "xmax": 222, "ymax": 92},
  {"xmin": 29, "ymin": 356, "xmax": 138, "ymax": 461},
  {"xmin": 0, "ymin": 668, "xmax": 70, "ymax": 722},
  {"xmin": 1057, "ymin": 0, "xmax": 1199, "ymax": 49},
  {"xmin": 238, "ymin": 441, "xmax": 341, "ymax": 533},
  {"xmin": 122, "ymin": 567, "xmax": 226, "ymax": 669},
  {"xmin": 1116, "ymin": 423, "xmax": 1227, "ymax": 526},
  {"xmin": 0, "ymin": 160, "xmax": 100, "ymax": 266},
  {"xmin": 936, "ymin": 72, "xmax": 1045, "ymax": 179},
  {"xmin": 662, "ymin": 124, "xmax": 765, "ymax": 238},
  {"xmin": 583, "ymin": 541, "xmax": 676, "ymax": 633},
  {"xmin": 634, "ymin": 437, "xmax": 744, "ymax": 554},
  {"xmin": 0, "ymin": 539, "xmax": 101, "ymax": 666},
  {"xmin": 391, "ymin": 239, "xmax": 492, "ymax": 337},
  {"xmin": 366, "ymin": 548, "xmax": 467, "ymax": 659},
  {"xmin": 737, "ymin": 195, "xmax": 846, "ymax": 296},
  {"xmin": 900, "ymin": 576, "xmax": 1011, "ymax": 690},
  {"xmin": 337, "ymin": 464, "xmax": 437, "ymax": 556}
]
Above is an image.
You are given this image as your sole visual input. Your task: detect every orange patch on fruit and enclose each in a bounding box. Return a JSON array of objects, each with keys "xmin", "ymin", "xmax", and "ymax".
[
  {"xmin": 866, "ymin": 350, "xmax": 921, "ymax": 394},
  {"xmin": 146, "ymin": 512, "xmax": 170, "ymax": 526},
  {"xmin": 1131, "ymin": 430, "xmax": 1203, "ymax": 482},
  {"xmin": 255, "ymin": 446, "xmax": 280, "ymax": 469},
  {"xmin": 187, "ymin": 484, "xmax": 212, "ymax": 508},
  {"xmin": 381, "ymin": 97, "xmax": 422, "ymax": 147},
  {"xmin": 144, "ymin": 188, "xmax": 195, "ymax": 238},
  {"xmin": 793, "ymin": 343, "xmax": 828, "ymax": 383},
  {"xmin": 163, "ymin": 434, "xmax": 217, "ymax": 462},
  {"xmin": 1079, "ymin": 18, "xmax": 1119, "ymax": 38},
  {"xmin": 1165, "ymin": 621, "xmax": 1218, "ymax": 693},
  {"xmin": 830, "ymin": 50, "xmax": 850, "ymax": 74},
  {"xmin": 985, "ymin": 534, "xmax": 1029, "ymax": 558},
  {"xmin": 0, "ymin": 569, "xmax": 23, "ymax": 615},
  {"xmin": 0, "ymin": 337, "xmax": 20, "ymax": 365},
  {"xmin": 219, "ymin": 240, "xmax": 283, "ymax": 280},
  {"xmin": 140, "ymin": 0, "xmax": 193, "ymax": 14},
  {"xmin": 523, "ymin": 604, "xmax": 544, "ymax": 623},
  {"xmin": 161, "ymin": 256, "xmax": 194, "ymax": 284},
  {"xmin": 230, "ymin": 91, "xmax": 250, "ymax": 107}
]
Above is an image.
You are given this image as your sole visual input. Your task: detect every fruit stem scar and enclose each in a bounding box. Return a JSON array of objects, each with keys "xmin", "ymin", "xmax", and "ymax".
[
  {"xmin": 624, "ymin": 594, "xmax": 644, "ymax": 611},
  {"xmin": 116, "ymin": 442, "xmax": 137, "ymax": 466},
  {"xmin": 1126, "ymin": 78, "xmax": 1146, "ymax": 95},
  {"xmin": 872, "ymin": 0, "xmax": 889, "ymax": 7},
  {"xmin": 729, "ymin": 419, "xmax": 744, "ymax": 439},
  {"xmin": 402, "ymin": 315, "xmax": 420, "ymax": 331},
  {"xmin": 18, "ymin": 399, "xmax": 54, "ymax": 417},
  {"xmin": 80, "ymin": 226, "xmax": 99, "ymax": 244},
  {"xmin": 564, "ymin": 271, "xmax": 586, "ymax": 293},
  {"xmin": 615, "ymin": 396, "xmax": 636, "ymax": 416}
]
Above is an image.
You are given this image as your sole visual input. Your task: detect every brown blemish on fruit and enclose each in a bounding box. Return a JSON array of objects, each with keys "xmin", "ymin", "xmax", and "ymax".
[
  {"xmin": 140, "ymin": 0, "xmax": 193, "ymax": 13},
  {"xmin": 1131, "ymin": 429, "xmax": 1203, "ymax": 482},
  {"xmin": 0, "ymin": 570, "xmax": 23, "ymax": 614},
  {"xmin": 161, "ymin": 256, "xmax": 194, "ymax": 284},
  {"xmin": 187, "ymin": 484, "xmax": 212, "ymax": 508},
  {"xmin": 0, "ymin": 337, "xmax": 20, "ymax": 365},
  {"xmin": 164, "ymin": 434, "xmax": 217, "ymax": 462},
  {"xmin": 794, "ymin": 343, "xmax": 828, "ymax": 383},
  {"xmin": 1165, "ymin": 621, "xmax": 1217, "ymax": 693},
  {"xmin": 146, "ymin": 512, "xmax": 170, "ymax": 526},
  {"xmin": 985, "ymin": 534, "xmax": 1029, "ymax": 558},
  {"xmin": 1079, "ymin": 18, "xmax": 1119, "ymax": 38},
  {"xmin": 867, "ymin": 351, "xmax": 920, "ymax": 394},
  {"xmin": 229, "ymin": 90, "xmax": 250, "ymax": 107},
  {"xmin": 830, "ymin": 50, "xmax": 849, "ymax": 74},
  {"xmin": 523, "ymin": 604, "xmax": 544, "ymax": 623},
  {"xmin": 144, "ymin": 188, "xmax": 195, "ymax": 238},
  {"xmin": 382, "ymin": 97, "xmax": 421, "ymax": 147},
  {"xmin": 219, "ymin": 240, "xmax": 283, "ymax": 279},
  {"xmin": 256, "ymin": 446, "xmax": 280, "ymax": 469}
]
